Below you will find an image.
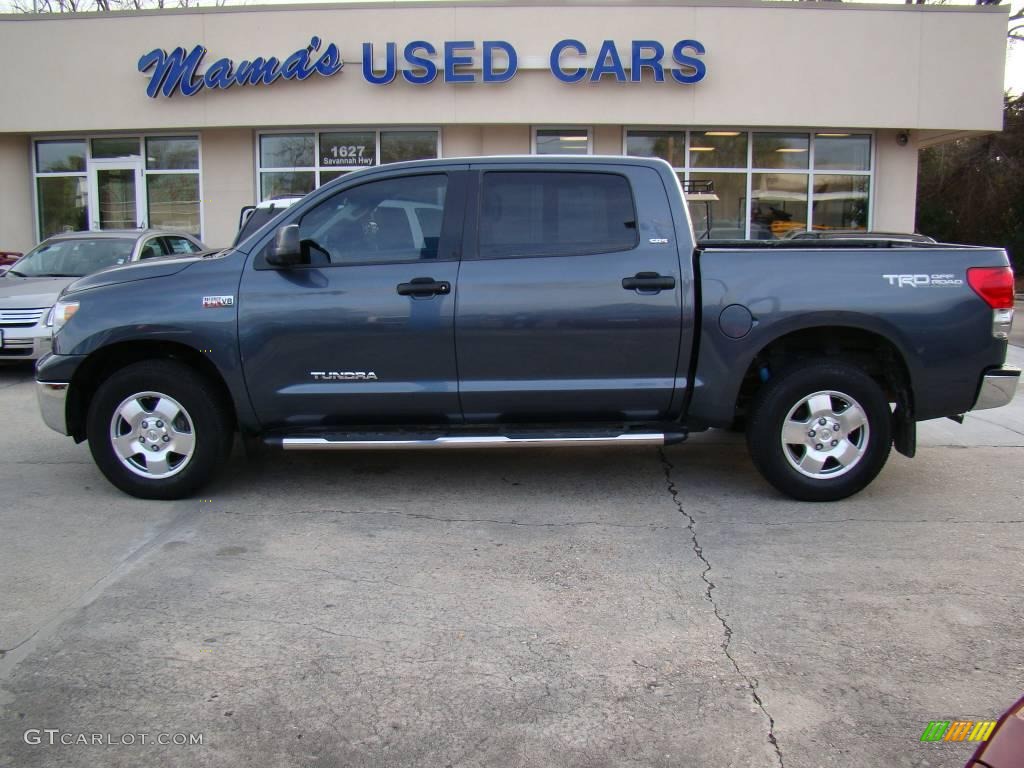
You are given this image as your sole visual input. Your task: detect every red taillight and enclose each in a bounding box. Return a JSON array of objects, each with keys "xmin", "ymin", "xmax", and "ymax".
[{"xmin": 967, "ymin": 267, "xmax": 1015, "ymax": 309}]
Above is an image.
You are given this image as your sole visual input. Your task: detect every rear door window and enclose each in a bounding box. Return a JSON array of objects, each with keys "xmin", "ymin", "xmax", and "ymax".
[{"xmin": 478, "ymin": 171, "xmax": 638, "ymax": 259}]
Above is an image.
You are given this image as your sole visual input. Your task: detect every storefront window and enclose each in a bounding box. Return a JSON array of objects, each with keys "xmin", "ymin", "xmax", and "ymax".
[
  {"xmin": 626, "ymin": 128, "xmax": 872, "ymax": 239},
  {"xmin": 261, "ymin": 171, "xmax": 316, "ymax": 200},
  {"xmin": 753, "ymin": 133, "xmax": 809, "ymax": 170},
  {"xmin": 257, "ymin": 129, "xmax": 440, "ymax": 200},
  {"xmin": 92, "ymin": 137, "xmax": 141, "ymax": 159},
  {"xmin": 534, "ymin": 128, "xmax": 590, "ymax": 155},
  {"xmin": 626, "ymin": 130, "xmax": 685, "ymax": 167},
  {"xmin": 812, "ymin": 174, "xmax": 869, "ymax": 231},
  {"xmin": 146, "ymin": 174, "xmax": 200, "ymax": 233},
  {"xmin": 146, "ymin": 137, "xmax": 199, "ymax": 170},
  {"xmin": 814, "ymin": 134, "xmax": 871, "ymax": 171},
  {"xmin": 690, "ymin": 172, "xmax": 747, "ymax": 239},
  {"xmin": 34, "ymin": 135, "xmax": 202, "ymax": 241},
  {"xmin": 36, "ymin": 140, "xmax": 86, "ymax": 173},
  {"xmin": 37, "ymin": 176, "xmax": 87, "ymax": 239},
  {"xmin": 690, "ymin": 131, "xmax": 747, "ymax": 169},
  {"xmin": 381, "ymin": 130, "xmax": 438, "ymax": 163},
  {"xmin": 260, "ymin": 134, "xmax": 315, "ymax": 169},
  {"xmin": 751, "ymin": 173, "xmax": 808, "ymax": 239},
  {"xmin": 321, "ymin": 132, "xmax": 376, "ymax": 168}
]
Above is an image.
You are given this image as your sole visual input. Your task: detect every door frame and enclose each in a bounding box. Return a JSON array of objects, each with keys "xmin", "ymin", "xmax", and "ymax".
[{"xmin": 87, "ymin": 157, "xmax": 145, "ymax": 231}]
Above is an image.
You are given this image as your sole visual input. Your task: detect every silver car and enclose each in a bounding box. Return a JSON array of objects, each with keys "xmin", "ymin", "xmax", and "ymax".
[{"xmin": 0, "ymin": 230, "xmax": 205, "ymax": 361}]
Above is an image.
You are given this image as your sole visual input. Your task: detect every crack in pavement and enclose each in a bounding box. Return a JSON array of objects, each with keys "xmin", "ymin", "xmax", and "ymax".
[{"xmin": 659, "ymin": 448, "xmax": 785, "ymax": 768}]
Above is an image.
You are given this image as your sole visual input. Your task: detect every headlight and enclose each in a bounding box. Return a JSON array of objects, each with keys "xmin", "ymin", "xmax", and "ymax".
[{"xmin": 48, "ymin": 300, "xmax": 79, "ymax": 332}]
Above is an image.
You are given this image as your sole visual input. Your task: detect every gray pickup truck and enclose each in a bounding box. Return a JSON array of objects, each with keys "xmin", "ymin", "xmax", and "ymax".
[{"xmin": 34, "ymin": 156, "xmax": 1018, "ymax": 502}]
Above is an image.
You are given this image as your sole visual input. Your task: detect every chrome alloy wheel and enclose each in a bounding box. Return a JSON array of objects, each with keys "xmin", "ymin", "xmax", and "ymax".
[
  {"xmin": 109, "ymin": 391, "xmax": 196, "ymax": 479},
  {"xmin": 780, "ymin": 390, "xmax": 870, "ymax": 480}
]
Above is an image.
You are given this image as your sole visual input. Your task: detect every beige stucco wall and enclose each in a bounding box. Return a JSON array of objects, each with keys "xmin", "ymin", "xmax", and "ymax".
[
  {"xmin": 0, "ymin": 135, "xmax": 35, "ymax": 253},
  {"xmin": 0, "ymin": 1, "xmax": 1007, "ymax": 134},
  {"xmin": 199, "ymin": 128, "xmax": 256, "ymax": 248},
  {"xmin": 871, "ymin": 129, "xmax": 920, "ymax": 233}
]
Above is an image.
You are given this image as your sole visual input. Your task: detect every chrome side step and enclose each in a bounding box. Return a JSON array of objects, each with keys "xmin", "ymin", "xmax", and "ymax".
[{"xmin": 281, "ymin": 433, "xmax": 671, "ymax": 451}]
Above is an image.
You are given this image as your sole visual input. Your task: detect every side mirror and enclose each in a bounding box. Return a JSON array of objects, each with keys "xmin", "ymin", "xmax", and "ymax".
[{"xmin": 265, "ymin": 224, "xmax": 305, "ymax": 268}]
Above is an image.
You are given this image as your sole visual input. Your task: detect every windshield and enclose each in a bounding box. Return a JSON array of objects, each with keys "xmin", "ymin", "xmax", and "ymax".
[{"xmin": 9, "ymin": 238, "xmax": 135, "ymax": 278}]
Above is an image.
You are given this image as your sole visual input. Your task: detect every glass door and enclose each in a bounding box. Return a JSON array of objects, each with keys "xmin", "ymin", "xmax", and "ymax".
[{"xmin": 88, "ymin": 159, "xmax": 145, "ymax": 230}]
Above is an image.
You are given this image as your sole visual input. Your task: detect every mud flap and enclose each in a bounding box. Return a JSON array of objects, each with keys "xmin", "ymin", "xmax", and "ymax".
[{"xmin": 892, "ymin": 405, "xmax": 916, "ymax": 458}]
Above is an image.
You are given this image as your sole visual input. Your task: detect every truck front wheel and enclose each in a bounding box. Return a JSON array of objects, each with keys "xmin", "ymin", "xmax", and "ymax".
[
  {"xmin": 746, "ymin": 361, "xmax": 892, "ymax": 501},
  {"xmin": 86, "ymin": 360, "xmax": 232, "ymax": 500}
]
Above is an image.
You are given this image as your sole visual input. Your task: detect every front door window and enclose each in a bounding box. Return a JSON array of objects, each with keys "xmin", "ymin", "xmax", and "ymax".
[{"xmin": 93, "ymin": 165, "xmax": 143, "ymax": 230}]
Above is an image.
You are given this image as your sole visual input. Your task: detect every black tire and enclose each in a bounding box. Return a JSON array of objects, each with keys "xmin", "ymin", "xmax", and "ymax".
[
  {"xmin": 86, "ymin": 360, "xmax": 232, "ymax": 500},
  {"xmin": 746, "ymin": 360, "xmax": 892, "ymax": 501}
]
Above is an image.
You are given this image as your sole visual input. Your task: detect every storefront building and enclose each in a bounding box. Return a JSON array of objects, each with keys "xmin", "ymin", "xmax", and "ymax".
[{"xmin": 0, "ymin": 0, "xmax": 1008, "ymax": 251}]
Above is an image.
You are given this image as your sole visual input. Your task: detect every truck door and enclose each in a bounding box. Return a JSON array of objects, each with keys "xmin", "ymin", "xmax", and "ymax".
[
  {"xmin": 455, "ymin": 164, "xmax": 684, "ymax": 423},
  {"xmin": 238, "ymin": 169, "xmax": 467, "ymax": 430}
]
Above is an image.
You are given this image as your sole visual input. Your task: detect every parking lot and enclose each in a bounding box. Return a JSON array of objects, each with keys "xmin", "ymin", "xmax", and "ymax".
[{"xmin": 1, "ymin": 344, "xmax": 1022, "ymax": 768}]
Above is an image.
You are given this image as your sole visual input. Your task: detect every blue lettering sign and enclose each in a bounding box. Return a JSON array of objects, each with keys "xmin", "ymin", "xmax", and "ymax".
[
  {"xmin": 139, "ymin": 37, "xmax": 705, "ymax": 97},
  {"xmin": 670, "ymin": 39, "xmax": 706, "ymax": 84},
  {"xmin": 138, "ymin": 37, "xmax": 343, "ymax": 98},
  {"xmin": 402, "ymin": 41, "xmax": 438, "ymax": 85},
  {"xmin": 482, "ymin": 40, "xmax": 517, "ymax": 83},
  {"xmin": 549, "ymin": 39, "xmax": 588, "ymax": 83}
]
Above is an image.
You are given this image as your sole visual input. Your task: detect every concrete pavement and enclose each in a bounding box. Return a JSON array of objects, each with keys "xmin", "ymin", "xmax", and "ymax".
[{"xmin": 0, "ymin": 339, "xmax": 1021, "ymax": 767}]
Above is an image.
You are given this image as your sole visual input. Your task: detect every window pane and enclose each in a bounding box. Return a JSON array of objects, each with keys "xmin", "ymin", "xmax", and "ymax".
[
  {"xmin": 147, "ymin": 173, "xmax": 200, "ymax": 235},
  {"xmin": 479, "ymin": 172, "xmax": 637, "ymax": 259},
  {"xmin": 753, "ymin": 133, "xmax": 809, "ymax": 170},
  {"xmin": 92, "ymin": 137, "xmax": 141, "ymax": 159},
  {"xmin": 626, "ymin": 130, "xmax": 685, "ymax": 167},
  {"xmin": 689, "ymin": 131, "xmax": 747, "ymax": 169},
  {"xmin": 751, "ymin": 173, "xmax": 808, "ymax": 239},
  {"xmin": 534, "ymin": 129, "xmax": 589, "ymax": 155},
  {"xmin": 380, "ymin": 131, "xmax": 438, "ymax": 164},
  {"xmin": 146, "ymin": 137, "xmax": 199, "ymax": 170},
  {"xmin": 36, "ymin": 140, "xmax": 86, "ymax": 173},
  {"xmin": 260, "ymin": 134, "xmax": 315, "ymax": 169},
  {"xmin": 687, "ymin": 172, "xmax": 747, "ymax": 240},
  {"xmin": 319, "ymin": 170, "xmax": 352, "ymax": 185},
  {"xmin": 37, "ymin": 176, "xmax": 87, "ymax": 239},
  {"xmin": 321, "ymin": 132, "xmax": 376, "ymax": 168},
  {"xmin": 164, "ymin": 236, "xmax": 202, "ymax": 254},
  {"xmin": 812, "ymin": 174, "xmax": 869, "ymax": 231},
  {"xmin": 298, "ymin": 174, "xmax": 447, "ymax": 264},
  {"xmin": 814, "ymin": 134, "xmax": 871, "ymax": 171},
  {"xmin": 261, "ymin": 171, "xmax": 315, "ymax": 201}
]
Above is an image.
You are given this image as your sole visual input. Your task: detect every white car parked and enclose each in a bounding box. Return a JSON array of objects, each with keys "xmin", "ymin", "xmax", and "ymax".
[{"xmin": 0, "ymin": 229, "xmax": 204, "ymax": 361}]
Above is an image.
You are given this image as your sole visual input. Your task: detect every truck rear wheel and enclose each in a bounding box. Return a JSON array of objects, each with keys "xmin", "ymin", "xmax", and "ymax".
[
  {"xmin": 746, "ymin": 361, "xmax": 892, "ymax": 501},
  {"xmin": 86, "ymin": 360, "xmax": 232, "ymax": 500}
]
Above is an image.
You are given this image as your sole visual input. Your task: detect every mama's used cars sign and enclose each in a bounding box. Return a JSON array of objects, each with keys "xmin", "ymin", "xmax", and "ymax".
[{"xmin": 138, "ymin": 37, "xmax": 706, "ymax": 98}]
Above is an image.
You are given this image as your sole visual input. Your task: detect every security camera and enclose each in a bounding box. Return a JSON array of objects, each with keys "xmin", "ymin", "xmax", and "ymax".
[{"xmin": 896, "ymin": 132, "xmax": 909, "ymax": 146}]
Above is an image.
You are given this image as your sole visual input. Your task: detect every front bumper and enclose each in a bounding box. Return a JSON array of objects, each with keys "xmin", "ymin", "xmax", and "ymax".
[
  {"xmin": 0, "ymin": 326, "xmax": 52, "ymax": 361},
  {"xmin": 972, "ymin": 367, "xmax": 1021, "ymax": 411},
  {"xmin": 37, "ymin": 380, "xmax": 70, "ymax": 435}
]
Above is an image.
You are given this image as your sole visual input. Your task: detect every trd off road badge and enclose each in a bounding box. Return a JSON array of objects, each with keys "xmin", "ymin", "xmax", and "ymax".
[{"xmin": 202, "ymin": 295, "xmax": 235, "ymax": 308}]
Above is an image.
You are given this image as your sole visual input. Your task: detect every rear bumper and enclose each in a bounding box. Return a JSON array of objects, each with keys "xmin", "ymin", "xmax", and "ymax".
[
  {"xmin": 36, "ymin": 380, "xmax": 69, "ymax": 435},
  {"xmin": 972, "ymin": 367, "xmax": 1020, "ymax": 411}
]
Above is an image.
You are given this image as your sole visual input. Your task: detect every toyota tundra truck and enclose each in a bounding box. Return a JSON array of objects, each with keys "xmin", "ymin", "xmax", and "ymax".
[{"xmin": 34, "ymin": 156, "xmax": 1019, "ymax": 501}]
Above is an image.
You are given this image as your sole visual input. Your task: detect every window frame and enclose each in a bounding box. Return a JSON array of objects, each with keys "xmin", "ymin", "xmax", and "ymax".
[
  {"xmin": 255, "ymin": 127, "xmax": 442, "ymax": 202},
  {"xmin": 31, "ymin": 133, "xmax": 204, "ymax": 244},
  {"xmin": 472, "ymin": 169, "xmax": 641, "ymax": 262},
  {"xmin": 622, "ymin": 127, "xmax": 875, "ymax": 239}
]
